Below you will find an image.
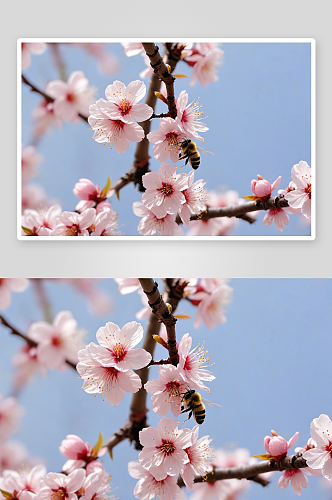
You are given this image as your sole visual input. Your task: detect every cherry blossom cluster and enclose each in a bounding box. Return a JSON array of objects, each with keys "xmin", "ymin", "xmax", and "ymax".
[
  {"xmin": 77, "ymin": 321, "xmax": 152, "ymax": 406},
  {"xmin": 133, "ymin": 165, "xmax": 207, "ymax": 236},
  {"xmin": 114, "ymin": 278, "xmax": 233, "ymax": 330},
  {"xmin": 247, "ymin": 161, "xmax": 312, "ymax": 232},
  {"xmin": 129, "ymin": 417, "xmax": 213, "ymax": 500},
  {"xmin": 21, "ymin": 199, "xmax": 118, "ymax": 237},
  {"xmin": 0, "ymin": 464, "xmax": 112, "ymax": 500},
  {"xmin": 12, "ymin": 311, "xmax": 85, "ymax": 388},
  {"xmin": 254, "ymin": 422, "xmax": 332, "ymax": 496},
  {"xmin": 122, "ymin": 42, "xmax": 224, "ymax": 88}
]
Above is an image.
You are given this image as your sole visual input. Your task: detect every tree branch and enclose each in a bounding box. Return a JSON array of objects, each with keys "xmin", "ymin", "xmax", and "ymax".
[
  {"xmin": 178, "ymin": 454, "xmax": 308, "ymax": 488},
  {"xmin": 142, "ymin": 43, "xmax": 177, "ymax": 120},
  {"xmin": 177, "ymin": 195, "xmax": 289, "ymax": 223}
]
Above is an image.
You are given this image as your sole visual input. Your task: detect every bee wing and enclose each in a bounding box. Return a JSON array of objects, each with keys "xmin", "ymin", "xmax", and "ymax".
[
  {"xmin": 196, "ymin": 147, "xmax": 214, "ymax": 156},
  {"xmin": 201, "ymin": 397, "xmax": 222, "ymax": 408}
]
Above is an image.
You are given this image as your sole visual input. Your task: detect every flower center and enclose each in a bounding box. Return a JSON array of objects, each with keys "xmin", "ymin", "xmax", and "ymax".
[
  {"xmin": 66, "ymin": 93, "xmax": 76, "ymax": 102},
  {"xmin": 51, "ymin": 336, "xmax": 62, "ymax": 346},
  {"xmin": 159, "ymin": 183, "xmax": 174, "ymax": 197},
  {"xmin": 159, "ymin": 441, "xmax": 175, "ymax": 455},
  {"xmin": 165, "ymin": 132, "xmax": 179, "ymax": 146},
  {"xmin": 112, "ymin": 342, "xmax": 126, "ymax": 361},
  {"xmin": 51, "ymin": 489, "xmax": 66, "ymax": 500},
  {"xmin": 66, "ymin": 225, "xmax": 79, "ymax": 236},
  {"xmin": 119, "ymin": 99, "xmax": 131, "ymax": 114},
  {"xmin": 165, "ymin": 381, "xmax": 180, "ymax": 397},
  {"xmin": 305, "ymin": 185, "xmax": 311, "ymax": 198}
]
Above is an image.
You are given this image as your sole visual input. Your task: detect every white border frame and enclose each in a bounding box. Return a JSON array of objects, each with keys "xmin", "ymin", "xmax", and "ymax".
[{"xmin": 18, "ymin": 38, "xmax": 316, "ymax": 241}]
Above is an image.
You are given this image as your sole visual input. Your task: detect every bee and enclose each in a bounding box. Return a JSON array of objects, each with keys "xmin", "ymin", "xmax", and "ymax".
[
  {"xmin": 178, "ymin": 139, "xmax": 214, "ymax": 170},
  {"xmin": 180, "ymin": 389, "xmax": 221, "ymax": 425}
]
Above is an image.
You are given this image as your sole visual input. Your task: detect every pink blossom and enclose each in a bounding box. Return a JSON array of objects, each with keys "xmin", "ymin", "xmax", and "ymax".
[
  {"xmin": 90, "ymin": 209, "xmax": 118, "ymax": 236},
  {"xmin": 303, "ymin": 414, "xmax": 332, "ymax": 480},
  {"xmin": 264, "ymin": 430, "xmax": 299, "ymax": 460},
  {"xmin": 121, "ymin": 43, "xmax": 144, "ymax": 57},
  {"xmin": 21, "ymin": 145, "xmax": 42, "ymax": 185},
  {"xmin": 128, "ymin": 461, "xmax": 186, "ymax": 500},
  {"xmin": 80, "ymin": 470, "xmax": 111, "ymax": 500},
  {"xmin": 285, "ymin": 161, "xmax": 312, "ymax": 218},
  {"xmin": 22, "ymin": 205, "xmax": 62, "ymax": 236},
  {"xmin": 187, "ymin": 46, "xmax": 224, "ymax": 87},
  {"xmin": 12, "ymin": 343, "xmax": 46, "ymax": 387},
  {"xmin": 32, "ymin": 100, "xmax": 61, "ymax": 137},
  {"xmin": 0, "ymin": 441, "xmax": 30, "ymax": 474},
  {"xmin": 88, "ymin": 100, "xmax": 145, "ymax": 153},
  {"xmin": 87, "ymin": 321, "xmax": 151, "ymax": 371},
  {"xmin": 263, "ymin": 208, "xmax": 289, "ymax": 231},
  {"xmin": 73, "ymin": 179, "xmax": 113, "ymax": 213},
  {"xmin": 144, "ymin": 365, "xmax": 189, "ymax": 417},
  {"xmin": 38, "ymin": 469, "xmax": 86, "ymax": 500},
  {"xmin": 114, "ymin": 279, "xmax": 141, "ymax": 295},
  {"xmin": 27, "ymin": 311, "xmax": 86, "ymax": 370},
  {"xmin": 0, "ymin": 395, "xmax": 24, "ymax": 440},
  {"xmin": 46, "ymin": 71, "xmax": 95, "ymax": 122},
  {"xmin": 133, "ymin": 202, "xmax": 183, "ymax": 236},
  {"xmin": 60, "ymin": 435, "xmax": 106, "ymax": 474},
  {"xmin": 60, "ymin": 434, "xmax": 90, "ymax": 462},
  {"xmin": 52, "ymin": 208, "xmax": 96, "ymax": 236},
  {"xmin": 251, "ymin": 174, "xmax": 282, "ymax": 201},
  {"xmin": 138, "ymin": 417, "xmax": 192, "ymax": 480},
  {"xmin": 177, "ymin": 333, "xmax": 215, "ymax": 391},
  {"xmin": 0, "ymin": 279, "xmax": 29, "ymax": 310},
  {"xmin": 278, "ymin": 440, "xmax": 321, "ymax": 496},
  {"xmin": 178, "ymin": 172, "xmax": 207, "ymax": 226},
  {"xmin": 99, "ymin": 80, "xmax": 153, "ymax": 124},
  {"xmin": 77, "ymin": 345, "xmax": 142, "ymax": 406},
  {"xmin": 175, "ymin": 91, "xmax": 208, "ymax": 140},
  {"xmin": 0, "ymin": 464, "xmax": 47, "ymax": 500},
  {"xmin": 192, "ymin": 282, "xmax": 233, "ymax": 330},
  {"xmin": 142, "ymin": 163, "xmax": 188, "ymax": 219},
  {"xmin": 21, "ymin": 43, "xmax": 47, "ymax": 70},
  {"xmin": 181, "ymin": 425, "xmax": 213, "ymax": 490},
  {"xmin": 147, "ymin": 119, "xmax": 186, "ymax": 163}
]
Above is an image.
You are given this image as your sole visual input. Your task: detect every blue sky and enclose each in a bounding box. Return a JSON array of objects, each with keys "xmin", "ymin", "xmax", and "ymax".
[
  {"xmin": 0, "ymin": 278, "xmax": 330, "ymax": 500},
  {"xmin": 21, "ymin": 41, "xmax": 312, "ymax": 237}
]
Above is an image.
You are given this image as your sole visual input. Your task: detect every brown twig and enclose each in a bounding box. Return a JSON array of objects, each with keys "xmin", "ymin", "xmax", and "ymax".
[
  {"xmin": 142, "ymin": 43, "xmax": 177, "ymax": 120},
  {"xmin": 175, "ymin": 195, "xmax": 289, "ymax": 225},
  {"xmin": 138, "ymin": 279, "xmax": 179, "ymax": 365},
  {"xmin": 0, "ymin": 315, "xmax": 77, "ymax": 370},
  {"xmin": 22, "ymin": 74, "xmax": 89, "ymax": 123},
  {"xmin": 178, "ymin": 454, "xmax": 308, "ymax": 488}
]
